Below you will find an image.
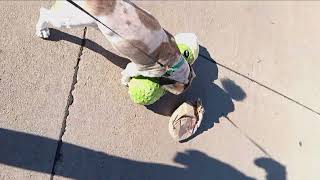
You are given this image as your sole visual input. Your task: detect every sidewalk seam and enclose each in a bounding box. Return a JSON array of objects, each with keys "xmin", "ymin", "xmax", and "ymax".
[
  {"xmin": 199, "ymin": 54, "xmax": 320, "ymax": 117},
  {"xmin": 50, "ymin": 27, "xmax": 87, "ymax": 180},
  {"xmin": 224, "ymin": 116, "xmax": 272, "ymax": 158}
]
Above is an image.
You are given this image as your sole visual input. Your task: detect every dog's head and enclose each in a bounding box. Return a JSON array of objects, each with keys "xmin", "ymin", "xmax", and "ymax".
[
  {"xmin": 159, "ymin": 32, "xmax": 199, "ymax": 95},
  {"xmin": 160, "ymin": 71, "xmax": 196, "ymax": 95},
  {"xmin": 159, "ymin": 56, "xmax": 196, "ymax": 95}
]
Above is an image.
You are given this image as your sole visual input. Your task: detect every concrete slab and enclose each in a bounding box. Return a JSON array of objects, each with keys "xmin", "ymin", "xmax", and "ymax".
[
  {"xmin": 150, "ymin": 44, "xmax": 319, "ymax": 179},
  {"xmin": 53, "ymin": 28, "xmax": 288, "ymax": 180},
  {"xmin": 0, "ymin": 1, "xmax": 83, "ymax": 179},
  {"xmin": 132, "ymin": 2, "xmax": 320, "ymax": 179},
  {"xmin": 215, "ymin": 66, "xmax": 320, "ymax": 180},
  {"xmin": 136, "ymin": 1, "xmax": 320, "ymax": 114}
]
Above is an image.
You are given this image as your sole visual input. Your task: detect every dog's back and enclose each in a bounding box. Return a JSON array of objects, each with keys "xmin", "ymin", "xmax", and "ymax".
[{"xmin": 84, "ymin": 0, "xmax": 179, "ymax": 67}]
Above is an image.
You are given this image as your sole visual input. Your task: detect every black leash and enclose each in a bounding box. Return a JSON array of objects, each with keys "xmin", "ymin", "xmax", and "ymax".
[{"xmin": 66, "ymin": 0, "xmax": 165, "ymax": 67}]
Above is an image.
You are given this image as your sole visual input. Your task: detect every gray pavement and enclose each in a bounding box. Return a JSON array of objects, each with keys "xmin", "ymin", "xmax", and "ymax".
[
  {"xmin": 1, "ymin": 1, "xmax": 320, "ymax": 180},
  {"xmin": 138, "ymin": 1, "xmax": 320, "ymax": 113},
  {"xmin": 0, "ymin": 1, "xmax": 83, "ymax": 179}
]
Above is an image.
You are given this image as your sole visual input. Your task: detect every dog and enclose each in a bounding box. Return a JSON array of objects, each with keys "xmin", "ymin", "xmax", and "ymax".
[{"xmin": 35, "ymin": 0, "xmax": 196, "ymax": 95}]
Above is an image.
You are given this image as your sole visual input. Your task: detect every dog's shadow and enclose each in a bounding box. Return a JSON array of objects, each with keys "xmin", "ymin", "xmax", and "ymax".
[
  {"xmin": 47, "ymin": 28, "xmax": 130, "ymax": 69},
  {"xmin": 147, "ymin": 46, "xmax": 247, "ymax": 140}
]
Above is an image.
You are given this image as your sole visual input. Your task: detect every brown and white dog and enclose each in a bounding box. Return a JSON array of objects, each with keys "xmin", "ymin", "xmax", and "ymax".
[{"xmin": 35, "ymin": 0, "xmax": 195, "ymax": 94}]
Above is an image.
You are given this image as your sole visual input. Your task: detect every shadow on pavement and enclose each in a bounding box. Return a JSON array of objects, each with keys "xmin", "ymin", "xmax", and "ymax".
[
  {"xmin": 0, "ymin": 128, "xmax": 286, "ymax": 180},
  {"xmin": 221, "ymin": 78, "xmax": 247, "ymax": 101},
  {"xmin": 47, "ymin": 28, "xmax": 130, "ymax": 69},
  {"xmin": 255, "ymin": 158, "xmax": 287, "ymax": 180},
  {"xmin": 147, "ymin": 46, "xmax": 246, "ymax": 139}
]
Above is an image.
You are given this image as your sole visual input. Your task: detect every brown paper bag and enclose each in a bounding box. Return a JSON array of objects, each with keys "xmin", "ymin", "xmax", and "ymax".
[{"xmin": 168, "ymin": 99, "xmax": 204, "ymax": 142}]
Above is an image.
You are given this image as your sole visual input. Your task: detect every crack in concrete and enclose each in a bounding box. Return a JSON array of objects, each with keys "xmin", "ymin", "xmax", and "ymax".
[
  {"xmin": 225, "ymin": 116, "xmax": 272, "ymax": 158},
  {"xmin": 50, "ymin": 27, "xmax": 87, "ymax": 180}
]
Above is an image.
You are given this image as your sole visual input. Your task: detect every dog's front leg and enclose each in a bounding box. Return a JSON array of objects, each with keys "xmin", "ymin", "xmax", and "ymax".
[{"xmin": 121, "ymin": 63, "xmax": 141, "ymax": 86}]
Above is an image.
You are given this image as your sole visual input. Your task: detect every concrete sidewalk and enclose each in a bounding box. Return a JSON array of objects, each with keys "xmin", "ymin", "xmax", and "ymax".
[
  {"xmin": 0, "ymin": 1, "xmax": 83, "ymax": 179},
  {"xmin": 1, "ymin": 1, "xmax": 320, "ymax": 180}
]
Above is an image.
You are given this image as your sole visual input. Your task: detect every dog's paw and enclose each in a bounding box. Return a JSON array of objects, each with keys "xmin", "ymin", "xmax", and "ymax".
[
  {"xmin": 121, "ymin": 76, "xmax": 130, "ymax": 86},
  {"xmin": 35, "ymin": 28, "xmax": 50, "ymax": 39}
]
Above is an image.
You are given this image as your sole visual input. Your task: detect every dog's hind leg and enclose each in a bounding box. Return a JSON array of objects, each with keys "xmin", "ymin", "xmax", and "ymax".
[
  {"xmin": 36, "ymin": 1, "xmax": 97, "ymax": 39},
  {"xmin": 35, "ymin": 7, "xmax": 52, "ymax": 38}
]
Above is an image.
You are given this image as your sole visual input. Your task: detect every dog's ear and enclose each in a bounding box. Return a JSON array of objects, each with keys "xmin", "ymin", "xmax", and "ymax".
[{"xmin": 161, "ymin": 82, "xmax": 186, "ymax": 95}]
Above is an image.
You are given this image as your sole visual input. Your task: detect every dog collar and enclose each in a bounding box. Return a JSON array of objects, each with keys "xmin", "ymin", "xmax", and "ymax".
[{"xmin": 162, "ymin": 55, "xmax": 186, "ymax": 77}]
